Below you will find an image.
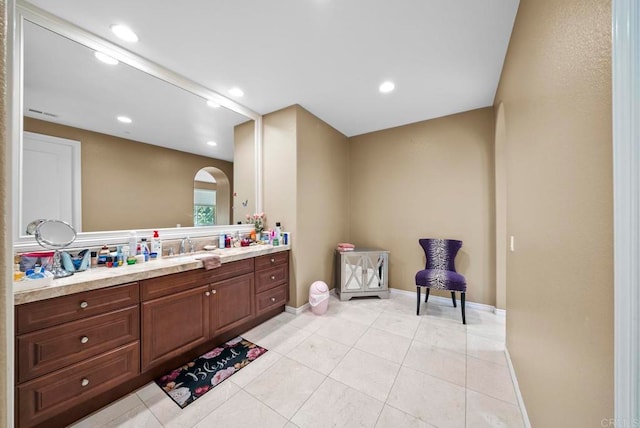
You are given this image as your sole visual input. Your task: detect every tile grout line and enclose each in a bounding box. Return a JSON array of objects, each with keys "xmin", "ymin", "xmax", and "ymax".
[
  {"xmin": 372, "ymin": 305, "xmax": 421, "ymax": 427},
  {"xmin": 285, "ymin": 306, "xmax": 380, "ymax": 426}
]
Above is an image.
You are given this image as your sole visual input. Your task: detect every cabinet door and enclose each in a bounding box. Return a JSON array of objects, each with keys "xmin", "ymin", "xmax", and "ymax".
[
  {"xmin": 141, "ymin": 285, "xmax": 210, "ymax": 371},
  {"xmin": 363, "ymin": 253, "xmax": 386, "ymax": 291},
  {"xmin": 211, "ymin": 273, "xmax": 255, "ymax": 336},
  {"xmin": 341, "ymin": 253, "xmax": 365, "ymax": 292}
]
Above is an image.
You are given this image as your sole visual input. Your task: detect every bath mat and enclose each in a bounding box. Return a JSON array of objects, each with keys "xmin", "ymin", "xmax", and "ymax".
[{"xmin": 155, "ymin": 336, "xmax": 267, "ymax": 408}]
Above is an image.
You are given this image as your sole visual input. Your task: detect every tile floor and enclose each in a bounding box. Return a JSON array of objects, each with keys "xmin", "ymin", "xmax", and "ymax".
[{"xmin": 70, "ymin": 292, "xmax": 525, "ymax": 428}]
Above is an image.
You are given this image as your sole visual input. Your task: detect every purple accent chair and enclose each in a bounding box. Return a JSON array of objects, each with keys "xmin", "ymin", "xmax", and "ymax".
[{"xmin": 415, "ymin": 238, "xmax": 466, "ymax": 324}]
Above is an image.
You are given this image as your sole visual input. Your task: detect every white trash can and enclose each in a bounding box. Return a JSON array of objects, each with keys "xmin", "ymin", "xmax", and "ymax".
[{"xmin": 309, "ymin": 281, "xmax": 330, "ymax": 315}]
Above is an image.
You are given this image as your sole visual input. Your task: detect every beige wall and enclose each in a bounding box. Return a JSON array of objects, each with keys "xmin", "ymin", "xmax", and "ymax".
[
  {"xmin": 263, "ymin": 105, "xmax": 349, "ymax": 307},
  {"xmin": 24, "ymin": 117, "xmax": 233, "ymax": 231},
  {"xmin": 263, "ymin": 106, "xmax": 299, "ymax": 304},
  {"xmin": 494, "ymin": 0, "xmax": 613, "ymax": 426},
  {"xmin": 233, "ymin": 120, "xmax": 255, "ymax": 224},
  {"xmin": 1, "ymin": 0, "xmax": 11, "ymax": 426},
  {"xmin": 296, "ymin": 106, "xmax": 349, "ymax": 306},
  {"xmin": 349, "ymin": 108, "xmax": 496, "ymax": 305}
]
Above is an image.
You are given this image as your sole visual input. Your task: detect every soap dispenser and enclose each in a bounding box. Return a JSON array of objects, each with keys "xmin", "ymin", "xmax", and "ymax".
[{"xmin": 151, "ymin": 230, "xmax": 162, "ymax": 258}]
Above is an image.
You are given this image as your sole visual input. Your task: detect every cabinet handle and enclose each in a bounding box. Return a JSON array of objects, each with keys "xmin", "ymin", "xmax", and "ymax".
[
  {"xmin": 205, "ymin": 291, "xmax": 211, "ymax": 297},
  {"xmin": 212, "ymin": 289, "xmax": 217, "ymax": 294},
  {"xmin": 81, "ymin": 378, "xmax": 89, "ymax": 387},
  {"xmin": 270, "ymin": 258, "xmax": 275, "ymax": 263},
  {"xmin": 270, "ymin": 275, "xmax": 276, "ymax": 280},
  {"xmin": 79, "ymin": 301, "xmax": 88, "ymax": 309},
  {"xmin": 271, "ymin": 297, "xmax": 276, "ymax": 302},
  {"xmin": 80, "ymin": 336, "xmax": 89, "ymax": 344}
]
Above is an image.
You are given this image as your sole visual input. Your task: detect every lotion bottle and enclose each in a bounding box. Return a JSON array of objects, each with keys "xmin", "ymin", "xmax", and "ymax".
[
  {"xmin": 128, "ymin": 231, "xmax": 137, "ymax": 257},
  {"xmin": 140, "ymin": 238, "xmax": 150, "ymax": 262},
  {"xmin": 151, "ymin": 230, "xmax": 162, "ymax": 258}
]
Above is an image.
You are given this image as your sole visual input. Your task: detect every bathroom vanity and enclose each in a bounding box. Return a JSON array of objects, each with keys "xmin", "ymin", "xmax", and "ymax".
[{"xmin": 14, "ymin": 246, "xmax": 290, "ymax": 428}]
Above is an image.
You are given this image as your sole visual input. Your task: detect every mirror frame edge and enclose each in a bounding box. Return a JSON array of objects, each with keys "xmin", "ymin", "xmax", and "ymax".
[{"xmin": 12, "ymin": 1, "xmax": 263, "ymax": 252}]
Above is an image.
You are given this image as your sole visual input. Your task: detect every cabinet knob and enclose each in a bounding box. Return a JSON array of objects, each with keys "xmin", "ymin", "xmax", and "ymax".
[
  {"xmin": 270, "ymin": 258, "xmax": 275, "ymax": 263},
  {"xmin": 205, "ymin": 291, "xmax": 211, "ymax": 297},
  {"xmin": 81, "ymin": 378, "xmax": 89, "ymax": 387},
  {"xmin": 271, "ymin": 297, "xmax": 276, "ymax": 302},
  {"xmin": 80, "ymin": 336, "xmax": 89, "ymax": 344},
  {"xmin": 270, "ymin": 275, "xmax": 276, "ymax": 280},
  {"xmin": 212, "ymin": 289, "xmax": 217, "ymax": 294},
  {"xmin": 79, "ymin": 301, "xmax": 88, "ymax": 309}
]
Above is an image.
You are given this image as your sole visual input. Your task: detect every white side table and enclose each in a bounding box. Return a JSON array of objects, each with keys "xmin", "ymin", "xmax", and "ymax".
[{"xmin": 334, "ymin": 248, "xmax": 389, "ymax": 301}]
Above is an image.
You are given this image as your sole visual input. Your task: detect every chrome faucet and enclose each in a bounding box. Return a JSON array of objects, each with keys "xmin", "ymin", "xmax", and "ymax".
[{"xmin": 179, "ymin": 237, "xmax": 195, "ymax": 254}]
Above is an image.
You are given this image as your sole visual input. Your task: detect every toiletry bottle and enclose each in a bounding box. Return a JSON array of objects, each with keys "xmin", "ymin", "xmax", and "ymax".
[
  {"xmin": 116, "ymin": 246, "xmax": 124, "ymax": 267},
  {"xmin": 151, "ymin": 230, "xmax": 162, "ymax": 258},
  {"xmin": 140, "ymin": 238, "xmax": 150, "ymax": 262},
  {"xmin": 275, "ymin": 222, "xmax": 282, "ymax": 241},
  {"xmin": 219, "ymin": 232, "xmax": 225, "ymax": 249},
  {"xmin": 128, "ymin": 231, "xmax": 137, "ymax": 257},
  {"xmin": 14, "ymin": 263, "xmax": 24, "ymax": 281},
  {"xmin": 98, "ymin": 245, "xmax": 110, "ymax": 265}
]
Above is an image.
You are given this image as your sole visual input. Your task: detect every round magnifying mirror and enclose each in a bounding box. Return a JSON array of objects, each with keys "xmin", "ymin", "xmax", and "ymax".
[
  {"xmin": 35, "ymin": 220, "xmax": 77, "ymax": 278},
  {"xmin": 35, "ymin": 220, "xmax": 77, "ymax": 249}
]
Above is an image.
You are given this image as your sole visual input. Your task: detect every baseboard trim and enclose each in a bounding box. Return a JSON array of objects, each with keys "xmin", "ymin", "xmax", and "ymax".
[
  {"xmin": 285, "ymin": 288, "xmax": 336, "ymax": 314},
  {"xmin": 505, "ymin": 347, "xmax": 532, "ymax": 428},
  {"xmin": 389, "ymin": 287, "xmax": 500, "ymax": 314},
  {"xmin": 285, "ymin": 303, "xmax": 309, "ymax": 315}
]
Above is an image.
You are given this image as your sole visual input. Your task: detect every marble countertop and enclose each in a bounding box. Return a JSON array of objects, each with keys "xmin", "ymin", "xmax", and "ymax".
[{"xmin": 14, "ymin": 244, "xmax": 290, "ymax": 305}]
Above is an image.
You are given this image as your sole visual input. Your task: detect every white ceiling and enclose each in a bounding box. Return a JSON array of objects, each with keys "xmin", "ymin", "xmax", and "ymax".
[{"xmin": 24, "ymin": 0, "xmax": 519, "ymax": 145}]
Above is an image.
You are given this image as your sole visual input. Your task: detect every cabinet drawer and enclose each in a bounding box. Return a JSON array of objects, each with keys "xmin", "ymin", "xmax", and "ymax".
[
  {"xmin": 255, "ymin": 264, "xmax": 288, "ymax": 294},
  {"xmin": 207, "ymin": 257, "xmax": 255, "ymax": 283},
  {"xmin": 16, "ymin": 282, "xmax": 139, "ymax": 334},
  {"xmin": 256, "ymin": 285, "xmax": 287, "ymax": 315},
  {"xmin": 17, "ymin": 306, "xmax": 139, "ymax": 384},
  {"xmin": 255, "ymin": 251, "xmax": 288, "ymax": 270},
  {"xmin": 17, "ymin": 342, "xmax": 139, "ymax": 428},
  {"xmin": 141, "ymin": 258, "xmax": 254, "ymax": 301}
]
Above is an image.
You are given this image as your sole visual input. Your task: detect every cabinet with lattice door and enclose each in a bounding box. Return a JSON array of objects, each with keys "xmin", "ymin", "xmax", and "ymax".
[{"xmin": 334, "ymin": 248, "xmax": 389, "ymax": 301}]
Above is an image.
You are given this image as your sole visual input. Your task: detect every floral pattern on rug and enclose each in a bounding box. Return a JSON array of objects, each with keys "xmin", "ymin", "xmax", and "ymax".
[{"xmin": 155, "ymin": 336, "xmax": 268, "ymax": 408}]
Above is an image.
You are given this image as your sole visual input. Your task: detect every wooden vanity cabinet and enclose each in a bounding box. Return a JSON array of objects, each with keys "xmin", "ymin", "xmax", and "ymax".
[
  {"xmin": 211, "ymin": 272, "xmax": 255, "ymax": 336},
  {"xmin": 141, "ymin": 284, "xmax": 211, "ymax": 371},
  {"xmin": 15, "ymin": 250, "xmax": 289, "ymax": 428},
  {"xmin": 140, "ymin": 258, "xmax": 256, "ymax": 371},
  {"xmin": 15, "ymin": 282, "xmax": 140, "ymax": 428},
  {"xmin": 254, "ymin": 252, "xmax": 289, "ymax": 314}
]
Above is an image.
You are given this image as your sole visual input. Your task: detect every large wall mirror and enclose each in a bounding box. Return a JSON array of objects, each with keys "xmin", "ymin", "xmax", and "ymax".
[{"xmin": 12, "ymin": 2, "xmax": 262, "ymax": 249}]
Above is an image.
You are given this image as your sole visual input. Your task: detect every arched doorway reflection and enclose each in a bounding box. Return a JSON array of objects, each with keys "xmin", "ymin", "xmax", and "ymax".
[{"xmin": 193, "ymin": 167, "xmax": 230, "ymax": 225}]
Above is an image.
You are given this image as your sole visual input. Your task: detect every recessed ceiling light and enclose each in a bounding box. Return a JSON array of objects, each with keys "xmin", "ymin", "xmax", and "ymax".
[
  {"xmin": 206, "ymin": 100, "xmax": 220, "ymax": 108},
  {"xmin": 379, "ymin": 81, "xmax": 395, "ymax": 93},
  {"xmin": 110, "ymin": 24, "xmax": 139, "ymax": 43},
  {"xmin": 94, "ymin": 51, "xmax": 119, "ymax": 65},
  {"xmin": 207, "ymin": 141, "xmax": 217, "ymax": 147},
  {"xmin": 117, "ymin": 116, "xmax": 132, "ymax": 124},
  {"xmin": 228, "ymin": 87, "xmax": 244, "ymax": 97}
]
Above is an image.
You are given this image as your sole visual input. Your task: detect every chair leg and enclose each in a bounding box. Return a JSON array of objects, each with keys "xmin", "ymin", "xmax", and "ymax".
[
  {"xmin": 450, "ymin": 291, "xmax": 457, "ymax": 308},
  {"xmin": 424, "ymin": 287, "xmax": 430, "ymax": 303},
  {"xmin": 416, "ymin": 287, "xmax": 421, "ymax": 315},
  {"xmin": 461, "ymin": 292, "xmax": 466, "ymax": 325}
]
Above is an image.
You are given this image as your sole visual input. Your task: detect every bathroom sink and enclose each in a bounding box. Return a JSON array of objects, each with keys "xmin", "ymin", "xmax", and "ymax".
[{"xmin": 164, "ymin": 255, "xmax": 199, "ymax": 263}]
